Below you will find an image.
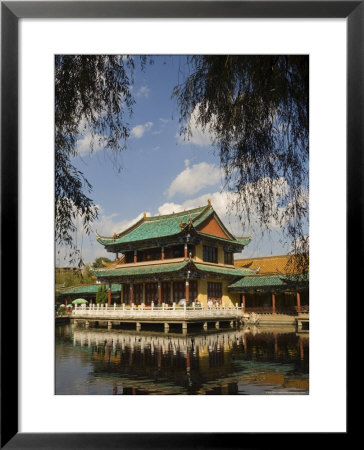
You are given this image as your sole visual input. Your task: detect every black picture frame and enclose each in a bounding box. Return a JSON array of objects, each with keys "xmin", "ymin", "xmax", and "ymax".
[{"xmin": 1, "ymin": 1, "xmax": 355, "ymax": 448}]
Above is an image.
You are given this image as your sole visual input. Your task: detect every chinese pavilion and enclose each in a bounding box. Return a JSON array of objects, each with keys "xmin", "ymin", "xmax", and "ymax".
[{"xmin": 91, "ymin": 201, "xmax": 257, "ymax": 307}]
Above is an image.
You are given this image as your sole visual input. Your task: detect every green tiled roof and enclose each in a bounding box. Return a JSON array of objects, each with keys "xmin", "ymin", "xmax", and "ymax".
[
  {"xmin": 90, "ymin": 261, "xmax": 189, "ymax": 278},
  {"xmin": 235, "ymin": 237, "xmax": 252, "ymax": 246},
  {"xmin": 89, "ymin": 259, "xmax": 257, "ymax": 281},
  {"xmin": 96, "ymin": 204, "xmax": 250, "ymax": 248},
  {"xmin": 228, "ymin": 275, "xmax": 287, "ymax": 289},
  {"xmin": 57, "ymin": 284, "xmax": 121, "ymax": 295},
  {"xmin": 196, "ymin": 231, "xmax": 251, "ymax": 247},
  {"xmin": 96, "ymin": 205, "xmax": 209, "ymax": 246},
  {"xmin": 194, "ymin": 262, "xmax": 256, "ymax": 277}
]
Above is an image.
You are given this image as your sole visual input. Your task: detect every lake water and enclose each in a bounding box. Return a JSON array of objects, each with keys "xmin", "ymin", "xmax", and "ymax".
[{"xmin": 55, "ymin": 323, "xmax": 309, "ymax": 395}]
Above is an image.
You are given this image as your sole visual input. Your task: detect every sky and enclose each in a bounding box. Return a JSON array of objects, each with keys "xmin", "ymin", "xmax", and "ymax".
[{"xmin": 56, "ymin": 56, "xmax": 297, "ymax": 267}]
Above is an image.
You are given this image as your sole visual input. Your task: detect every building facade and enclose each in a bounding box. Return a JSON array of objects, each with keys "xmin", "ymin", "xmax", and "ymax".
[{"xmin": 91, "ymin": 201, "xmax": 256, "ymax": 307}]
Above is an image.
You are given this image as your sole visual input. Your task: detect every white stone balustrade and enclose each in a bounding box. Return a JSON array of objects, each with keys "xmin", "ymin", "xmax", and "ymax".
[{"xmin": 73, "ymin": 304, "xmax": 243, "ymax": 321}]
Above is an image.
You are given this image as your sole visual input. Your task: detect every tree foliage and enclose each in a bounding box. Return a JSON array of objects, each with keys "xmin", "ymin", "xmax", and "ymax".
[
  {"xmin": 96, "ymin": 284, "xmax": 108, "ymax": 305},
  {"xmin": 55, "ymin": 55, "xmax": 146, "ymax": 263},
  {"xmin": 173, "ymin": 55, "xmax": 309, "ymax": 272},
  {"xmin": 92, "ymin": 257, "xmax": 114, "ymax": 268}
]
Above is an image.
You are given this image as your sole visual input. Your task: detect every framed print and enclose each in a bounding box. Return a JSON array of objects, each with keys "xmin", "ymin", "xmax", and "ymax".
[{"xmin": 1, "ymin": 1, "xmax": 356, "ymax": 448}]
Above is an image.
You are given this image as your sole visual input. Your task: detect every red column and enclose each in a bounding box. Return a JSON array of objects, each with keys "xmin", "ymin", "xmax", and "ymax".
[
  {"xmin": 133, "ymin": 250, "xmax": 137, "ymax": 263},
  {"xmin": 184, "ymin": 244, "xmax": 188, "ymax": 259},
  {"xmin": 130, "ymin": 284, "xmax": 134, "ymax": 305},
  {"xmin": 296, "ymin": 291, "xmax": 301, "ymax": 314},
  {"xmin": 243, "ymin": 334, "xmax": 247, "ymax": 353},
  {"xmin": 272, "ymin": 293, "xmax": 276, "ymax": 316},
  {"xmin": 161, "ymin": 247, "xmax": 165, "ymax": 260},
  {"xmin": 108, "ymin": 284, "xmax": 112, "ymax": 305},
  {"xmin": 158, "ymin": 282, "xmax": 162, "ymax": 305},
  {"xmin": 273, "ymin": 329, "xmax": 278, "ymax": 357},
  {"xmin": 299, "ymin": 336, "xmax": 304, "ymax": 360},
  {"xmin": 89, "ymin": 298, "xmax": 92, "ymax": 305},
  {"xmin": 158, "ymin": 348, "xmax": 162, "ymax": 369},
  {"xmin": 185, "ymin": 280, "xmax": 190, "ymax": 303},
  {"xmin": 242, "ymin": 294, "xmax": 246, "ymax": 313},
  {"xmin": 65, "ymin": 299, "xmax": 68, "ymax": 306}
]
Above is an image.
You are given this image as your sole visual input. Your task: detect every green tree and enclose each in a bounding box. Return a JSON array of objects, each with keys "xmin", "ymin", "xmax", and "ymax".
[
  {"xmin": 55, "ymin": 55, "xmax": 147, "ymax": 263},
  {"xmin": 92, "ymin": 257, "xmax": 114, "ymax": 268},
  {"xmin": 173, "ymin": 55, "xmax": 309, "ymax": 272},
  {"xmin": 96, "ymin": 284, "xmax": 108, "ymax": 305}
]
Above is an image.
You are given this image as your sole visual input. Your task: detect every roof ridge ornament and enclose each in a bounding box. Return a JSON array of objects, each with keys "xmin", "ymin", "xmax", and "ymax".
[{"xmin": 207, "ymin": 198, "xmax": 211, "ymax": 206}]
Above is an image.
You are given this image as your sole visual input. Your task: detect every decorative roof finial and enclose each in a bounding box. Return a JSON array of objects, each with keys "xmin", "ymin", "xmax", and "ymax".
[
  {"xmin": 207, "ymin": 198, "xmax": 211, "ymax": 206},
  {"xmin": 143, "ymin": 212, "xmax": 146, "ymax": 219}
]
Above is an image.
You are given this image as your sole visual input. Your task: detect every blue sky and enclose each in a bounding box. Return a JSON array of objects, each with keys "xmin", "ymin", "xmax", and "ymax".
[{"xmin": 56, "ymin": 56, "xmax": 294, "ymax": 266}]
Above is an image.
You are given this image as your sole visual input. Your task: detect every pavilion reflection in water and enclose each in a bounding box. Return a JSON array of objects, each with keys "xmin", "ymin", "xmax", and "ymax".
[{"xmin": 57, "ymin": 325, "xmax": 308, "ymax": 395}]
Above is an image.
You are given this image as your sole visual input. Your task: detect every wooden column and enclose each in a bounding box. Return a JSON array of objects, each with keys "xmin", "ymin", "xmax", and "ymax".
[
  {"xmin": 65, "ymin": 299, "xmax": 68, "ymax": 306},
  {"xmin": 133, "ymin": 250, "xmax": 137, "ymax": 263},
  {"xmin": 296, "ymin": 291, "xmax": 301, "ymax": 314},
  {"xmin": 170, "ymin": 282, "xmax": 174, "ymax": 304},
  {"xmin": 142, "ymin": 283, "xmax": 145, "ymax": 305},
  {"xmin": 243, "ymin": 334, "xmax": 247, "ymax": 353},
  {"xmin": 186, "ymin": 350, "xmax": 191, "ymax": 372},
  {"xmin": 272, "ymin": 293, "xmax": 276, "ymax": 316},
  {"xmin": 161, "ymin": 247, "xmax": 165, "ymax": 260},
  {"xmin": 158, "ymin": 281, "xmax": 162, "ymax": 305},
  {"xmin": 242, "ymin": 294, "xmax": 246, "ymax": 313},
  {"xmin": 184, "ymin": 243, "xmax": 188, "ymax": 259},
  {"xmin": 273, "ymin": 329, "xmax": 278, "ymax": 357},
  {"xmin": 185, "ymin": 280, "xmax": 190, "ymax": 303},
  {"xmin": 299, "ymin": 336, "xmax": 304, "ymax": 360},
  {"xmin": 130, "ymin": 283, "xmax": 134, "ymax": 306},
  {"xmin": 89, "ymin": 298, "xmax": 92, "ymax": 305},
  {"xmin": 108, "ymin": 282, "xmax": 112, "ymax": 306}
]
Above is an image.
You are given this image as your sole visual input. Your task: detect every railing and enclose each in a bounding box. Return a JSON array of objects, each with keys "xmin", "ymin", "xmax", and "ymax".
[
  {"xmin": 73, "ymin": 302, "xmax": 243, "ymax": 320},
  {"xmin": 244, "ymin": 306, "xmax": 273, "ymax": 314},
  {"xmin": 244, "ymin": 306, "xmax": 309, "ymax": 315}
]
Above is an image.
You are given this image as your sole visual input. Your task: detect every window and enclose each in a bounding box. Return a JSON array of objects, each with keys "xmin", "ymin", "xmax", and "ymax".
[
  {"xmin": 145, "ymin": 283, "xmax": 158, "ymax": 305},
  {"xmin": 189, "ymin": 280, "xmax": 197, "ymax": 302},
  {"xmin": 124, "ymin": 252, "xmax": 133, "ymax": 263},
  {"xmin": 161, "ymin": 282, "xmax": 171, "ymax": 303},
  {"xmin": 134, "ymin": 284, "xmax": 143, "ymax": 304},
  {"xmin": 123, "ymin": 284, "xmax": 130, "ymax": 303},
  {"xmin": 173, "ymin": 281, "xmax": 185, "ymax": 303},
  {"xmin": 224, "ymin": 252, "xmax": 233, "ymax": 265},
  {"xmin": 203, "ymin": 245, "xmax": 218, "ymax": 263},
  {"xmin": 165, "ymin": 245, "xmax": 184, "ymax": 259},
  {"xmin": 207, "ymin": 282, "xmax": 222, "ymax": 302},
  {"xmin": 172, "ymin": 280, "xmax": 197, "ymax": 302}
]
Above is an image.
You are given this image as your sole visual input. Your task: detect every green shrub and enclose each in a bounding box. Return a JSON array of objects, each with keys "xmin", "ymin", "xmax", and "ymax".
[{"xmin": 96, "ymin": 284, "xmax": 108, "ymax": 305}]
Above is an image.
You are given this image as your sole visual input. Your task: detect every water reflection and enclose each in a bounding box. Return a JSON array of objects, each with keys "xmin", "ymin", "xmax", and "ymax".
[{"xmin": 56, "ymin": 324, "xmax": 308, "ymax": 395}]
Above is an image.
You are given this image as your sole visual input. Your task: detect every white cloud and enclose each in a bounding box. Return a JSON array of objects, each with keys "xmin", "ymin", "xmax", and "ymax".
[
  {"xmin": 76, "ymin": 132, "xmax": 106, "ymax": 157},
  {"xmin": 176, "ymin": 104, "xmax": 217, "ymax": 147},
  {"xmin": 131, "ymin": 121, "xmax": 153, "ymax": 139},
  {"xmin": 96, "ymin": 210, "xmax": 151, "ymax": 237},
  {"xmin": 166, "ymin": 161, "xmax": 221, "ymax": 198},
  {"xmin": 136, "ymin": 85, "xmax": 150, "ymax": 98},
  {"xmin": 157, "ymin": 191, "xmax": 248, "ymax": 237}
]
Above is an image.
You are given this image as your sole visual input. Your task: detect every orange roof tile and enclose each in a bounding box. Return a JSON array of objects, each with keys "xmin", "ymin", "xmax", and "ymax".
[{"xmin": 234, "ymin": 254, "xmax": 291, "ymax": 275}]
